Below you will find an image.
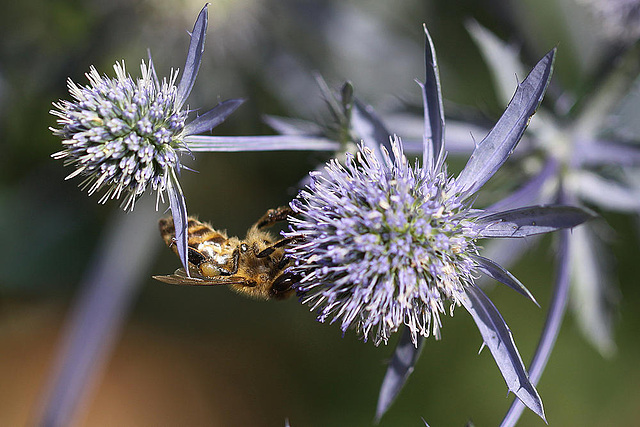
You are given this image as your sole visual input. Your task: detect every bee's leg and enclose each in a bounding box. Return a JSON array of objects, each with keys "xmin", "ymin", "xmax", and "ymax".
[
  {"xmin": 254, "ymin": 206, "xmax": 295, "ymax": 229},
  {"xmin": 255, "ymin": 237, "xmax": 295, "ymax": 258},
  {"xmin": 187, "ymin": 246, "xmax": 206, "ymax": 265},
  {"xmin": 184, "ymin": 246, "xmax": 212, "ymax": 276},
  {"xmin": 275, "ymin": 256, "xmax": 290, "ymax": 270},
  {"xmin": 269, "ymin": 272, "xmax": 300, "ymax": 300},
  {"xmin": 187, "ymin": 246, "xmax": 239, "ymax": 276},
  {"xmin": 229, "ymin": 248, "xmax": 240, "ymax": 274},
  {"xmin": 215, "ymin": 248, "xmax": 240, "ymax": 275}
]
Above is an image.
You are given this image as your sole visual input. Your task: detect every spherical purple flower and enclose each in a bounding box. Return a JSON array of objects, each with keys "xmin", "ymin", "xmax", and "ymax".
[
  {"xmin": 51, "ymin": 62, "xmax": 188, "ymax": 210},
  {"xmin": 287, "ymin": 137, "xmax": 477, "ymax": 346},
  {"xmin": 285, "ymin": 29, "xmax": 594, "ymax": 421},
  {"xmin": 50, "ymin": 5, "xmax": 243, "ymax": 274}
]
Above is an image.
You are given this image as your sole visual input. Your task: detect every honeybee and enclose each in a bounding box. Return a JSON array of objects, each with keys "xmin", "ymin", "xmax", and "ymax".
[{"xmin": 153, "ymin": 206, "xmax": 298, "ymax": 300}]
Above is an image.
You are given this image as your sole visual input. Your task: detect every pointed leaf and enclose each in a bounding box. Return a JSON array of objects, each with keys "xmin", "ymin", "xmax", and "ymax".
[
  {"xmin": 454, "ymin": 49, "xmax": 556, "ymax": 197},
  {"xmin": 472, "ymin": 254, "xmax": 538, "ymax": 306},
  {"xmin": 185, "ymin": 135, "xmax": 339, "ymax": 152},
  {"xmin": 167, "ymin": 167, "xmax": 189, "ymax": 276},
  {"xmin": 375, "ymin": 328, "xmax": 425, "ymax": 423},
  {"xmin": 474, "ymin": 205, "xmax": 594, "ymax": 238},
  {"xmin": 176, "ymin": 5, "xmax": 208, "ymax": 108},
  {"xmin": 459, "ymin": 286, "xmax": 545, "ymax": 421},
  {"xmin": 420, "ymin": 25, "xmax": 445, "ymax": 170},
  {"xmin": 183, "ymin": 98, "xmax": 245, "ymax": 136}
]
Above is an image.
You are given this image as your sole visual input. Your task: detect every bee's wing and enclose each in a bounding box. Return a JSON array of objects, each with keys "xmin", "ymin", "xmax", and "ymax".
[{"xmin": 152, "ymin": 268, "xmax": 251, "ymax": 286}]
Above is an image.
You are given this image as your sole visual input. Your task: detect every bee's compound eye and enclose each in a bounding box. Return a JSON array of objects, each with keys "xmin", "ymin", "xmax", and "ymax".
[
  {"xmin": 200, "ymin": 263, "xmax": 219, "ymax": 277},
  {"xmin": 240, "ymin": 243, "xmax": 249, "ymax": 252}
]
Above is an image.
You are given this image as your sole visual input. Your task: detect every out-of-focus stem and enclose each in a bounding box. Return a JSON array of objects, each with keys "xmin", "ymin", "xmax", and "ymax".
[{"xmin": 33, "ymin": 196, "xmax": 160, "ymax": 427}]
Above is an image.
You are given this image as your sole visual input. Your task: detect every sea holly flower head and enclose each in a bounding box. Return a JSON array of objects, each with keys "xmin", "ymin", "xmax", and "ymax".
[
  {"xmin": 285, "ymin": 26, "xmax": 594, "ymax": 422},
  {"xmin": 50, "ymin": 5, "xmax": 243, "ymax": 273},
  {"xmin": 51, "ymin": 61, "xmax": 188, "ymax": 210},
  {"xmin": 288, "ymin": 137, "xmax": 478, "ymax": 346}
]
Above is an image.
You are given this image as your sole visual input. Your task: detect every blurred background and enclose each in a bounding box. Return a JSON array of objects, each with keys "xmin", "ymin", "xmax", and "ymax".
[{"xmin": 1, "ymin": 0, "xmax": 639, "ymax": 425}]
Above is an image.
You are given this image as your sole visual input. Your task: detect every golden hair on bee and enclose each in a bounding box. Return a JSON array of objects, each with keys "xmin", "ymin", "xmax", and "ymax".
[{"xmin": 154, "ymin": 206, "xmax": 298, "ymax": 301}]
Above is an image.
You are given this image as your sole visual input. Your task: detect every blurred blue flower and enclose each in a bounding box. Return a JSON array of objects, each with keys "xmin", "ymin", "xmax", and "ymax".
[
  {"xmin": 460, "ymin": 22, "xmax": 640, "ymax": 427},
  {"xmin": 285, "ymin": 27, "xmax": 593, "ymax": 422},
  {"xmin": 578, "ymin": 0, "xmax": 640, "ymax": 43},
  {"xmin": 51, "ymin": 5, "xmax": 243, "ymax": 273},
  {"xmin": 466, "ymin": 21, "xmax": 638, "ymax": 353}
]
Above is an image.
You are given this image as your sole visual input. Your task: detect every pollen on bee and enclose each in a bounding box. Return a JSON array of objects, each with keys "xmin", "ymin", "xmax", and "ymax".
[{"xmin": 200, "ymin": 262, "xmax": 219, "ymax": 277}]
